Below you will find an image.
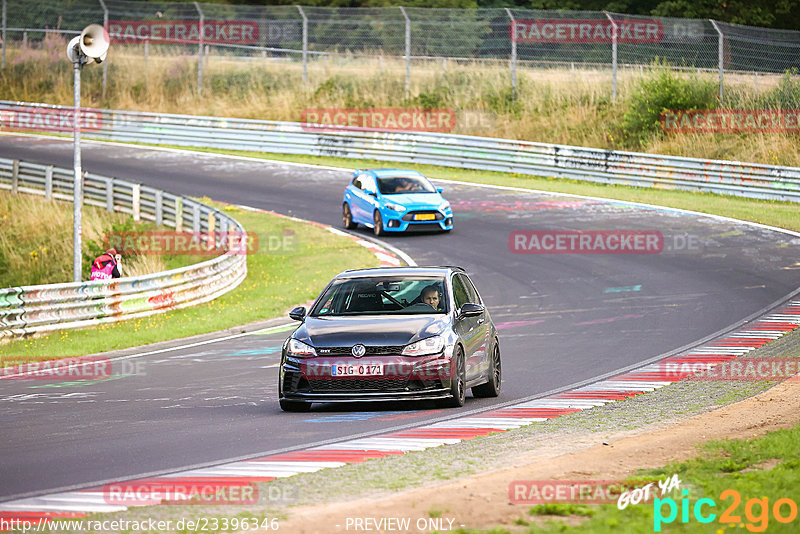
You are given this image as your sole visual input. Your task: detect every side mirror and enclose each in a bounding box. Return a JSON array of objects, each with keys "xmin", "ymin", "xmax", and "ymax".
[
  {"xmin": 289, "ymin": 306, "xmax": 306, "ymax": 321},
  {"xmin": 436, "ymin": 187, "xmax": 444, "ymax": 193},
  {"xmin": 459, "ymin": 303, "xmax": 484, "ymax": 318},
  {"xmin": 365, "ymin": 189, "xmax": 377, "ymax": 197}
]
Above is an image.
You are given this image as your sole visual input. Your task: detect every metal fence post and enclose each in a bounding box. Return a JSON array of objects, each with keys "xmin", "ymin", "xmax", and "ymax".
[
  {"xmin": 399, "ymin": 6, "xmax": 410, "ymax": 97},
  {"xmin": 99, "ymin": 0, "xmax": 108, "ymax": 98},
  {"xmin": 194, "ymin": 2, "xmax": 204, "ymax": 95},
  {"xmin": 2, "ymin": 0, "xmax": 6, "ymax": 73},
  {"xmin": 296, "ymin": 6, "xmax": 308, "ymax": 83},
  {"xmin": 505, "ymin": 8, "xmax": 517, "ymax": 98},
  {"xmin": 144, "ymin": 38, "xmax": 148, "ymax": 66},
  {"xmin": 710, "ymin": 19, "xmax": 724, "ymax": 103},
  {"xmin": 45, "ymin": 165, "xmax": 53, "ymax": 200},
  {"xmin": 10, "ymin": 159, "xmax": 18, "ymax": 194},
  {"xmin": 604, "ymin": 11, "xmax": 618, "ymax": 104}
]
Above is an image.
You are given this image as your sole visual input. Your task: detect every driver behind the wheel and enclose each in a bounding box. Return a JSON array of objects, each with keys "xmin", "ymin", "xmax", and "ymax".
[{"xmin": 420, "ymin": 285, "xmax": 442, "ymax": 310}]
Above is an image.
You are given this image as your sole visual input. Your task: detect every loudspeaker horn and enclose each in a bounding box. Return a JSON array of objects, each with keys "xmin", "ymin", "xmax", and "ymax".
[
  {"xmin": 66, "ymin": 36, "xmax": 83, "ymax": 63},
  {"xmin": 79, "ymin": 24, "xmax": 110, "ymax": 63}
]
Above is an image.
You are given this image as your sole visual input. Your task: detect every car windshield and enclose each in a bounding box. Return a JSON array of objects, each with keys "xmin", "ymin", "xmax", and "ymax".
[
  {"xmin": 377, "ymin": 175, "xmax": 436, "ymax": 195},
  {"xmin": 311, "ymin": 276, "xmax": 448, "ymax": 316}
]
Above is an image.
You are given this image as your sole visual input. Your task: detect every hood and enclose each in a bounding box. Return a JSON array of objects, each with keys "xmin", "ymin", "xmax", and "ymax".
[
  {"xmin": 294, "ymin": 315, "xmax": 448, "ymax": 348},
  {"xmin": 383, "ymin": 192, "xmax": 444, "ymax": 207}
]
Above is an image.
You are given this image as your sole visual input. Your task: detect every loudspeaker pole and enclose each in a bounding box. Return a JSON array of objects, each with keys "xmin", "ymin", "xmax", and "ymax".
[
  {"xmin": 72, "ymin": 54, "xmax": 83, "ymax": 282},
  {"xmin": 66, "ymin": 25, "xmax": 109, "ymax": 282}
]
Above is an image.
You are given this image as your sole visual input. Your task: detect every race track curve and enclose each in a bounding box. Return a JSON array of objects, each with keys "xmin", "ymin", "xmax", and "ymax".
[{"xmin": 1, "ymin": 135, "xmax": 798, "ymax": 500}]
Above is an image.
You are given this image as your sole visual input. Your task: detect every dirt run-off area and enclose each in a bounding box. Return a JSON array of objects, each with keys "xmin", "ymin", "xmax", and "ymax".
[{"xmin": 276, "ymin": 378, "xmax": 800, "ymax": 533}]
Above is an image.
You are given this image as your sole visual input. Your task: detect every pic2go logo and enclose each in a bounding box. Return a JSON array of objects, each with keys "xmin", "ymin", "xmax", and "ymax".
[{"xmin": 654, "ymin": 489, "xmax": 798, "ymax": 532}]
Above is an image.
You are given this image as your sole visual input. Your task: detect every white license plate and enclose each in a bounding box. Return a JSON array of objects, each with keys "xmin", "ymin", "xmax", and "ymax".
[{"xmin": 331, "ymin": 364, "xmax": 384, "ymax": 376}]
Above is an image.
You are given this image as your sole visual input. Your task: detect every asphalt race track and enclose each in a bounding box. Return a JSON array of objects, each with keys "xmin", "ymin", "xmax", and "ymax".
[{"xmin": 1, "ymin": 135, "xmax": 799, "ymax": 500}]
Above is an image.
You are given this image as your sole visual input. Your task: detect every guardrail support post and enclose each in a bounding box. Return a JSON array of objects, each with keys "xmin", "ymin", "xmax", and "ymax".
[
  {"xmin": 710, "ymin": 19, "xmax": 724, "ymax": 103},
  {"xmin": 505, "ymin": 8, "xmax": 517, "ymax": 99},
  {"xmin": 193, "ymin": 203, "xmax": 201, "ymax": 233},
  {"xmin": 99, "ymin": 0, "xmax": 108, "ymax": 98},
  {"xmin": 399, "ymin": 6, "xmax": 410, "ymax": 97},
  {"xmin": 45, "ymin": 165, "xmax": 53, "ymax": 200},
  {"xmin": 105, "ymin": 177, "xmax": 114, "ymax": 211},
  {"xmin": 604, "ymin": 11, "xmax": 618, "ymax": 104},
  {"xmin": 132, "ymin": 183, "xmax": 140, "ymax": 221},
  {"xmin": 175, "ymin": 197, "xmax": 183, "ymax": 231},
  {"xmin": 11, "ymin": 159, "xmax": 18, "ymax": 194},
  {"xmin": 155, "ymin": 190, "xmax": 163, "ymax": 226},
  {"xmin": 207, "ymin": 211, "xmax": 216, "ymax": 250},
  {"xmin": 297, "ymin": 6, "xmax": 308, "ymax": 83},
  {"xmin": 194, "ymin": 1, "xmax": 204, "ymax": 95}
]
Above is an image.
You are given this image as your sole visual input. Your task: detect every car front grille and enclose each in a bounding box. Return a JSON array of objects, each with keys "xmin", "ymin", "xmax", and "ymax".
[
  {"xmin": 315, "ymin": 345, "xmax": 404, "ymax": 356},
  {"xmin": 309, "ymin": 378, "xmax": 408, "ymax": 392}
]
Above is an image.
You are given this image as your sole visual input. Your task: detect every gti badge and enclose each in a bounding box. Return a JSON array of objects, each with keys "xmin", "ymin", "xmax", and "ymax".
[{"xmin": 351, "ymin": 344, "xmax": 366, "ymax": 358}]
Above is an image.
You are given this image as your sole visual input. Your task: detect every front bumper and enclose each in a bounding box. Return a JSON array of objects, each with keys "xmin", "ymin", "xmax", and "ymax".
[
  {"xmin": 380, "ymin": 208, "xmax": 453, "ymax": 232},
  {"xmin": 280, "ymin": 353, "xmax": 454, "ymax": 403}
]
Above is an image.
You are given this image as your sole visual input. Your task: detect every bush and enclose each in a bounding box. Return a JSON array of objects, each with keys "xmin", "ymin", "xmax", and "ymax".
[
  {"xmin": 407, "ymin": 87, "xmax": 449, "ymax": 108},
  {"xmin": 486, "ymin": 85, "xmax": 521, "ymax": 116},
  {"xmin": 758, "ymin": 69, "xmax": 800, "ymax": 109},
  {"xmin": 622, "ymin": 68, "xmax": 718, "ymax": 145}
]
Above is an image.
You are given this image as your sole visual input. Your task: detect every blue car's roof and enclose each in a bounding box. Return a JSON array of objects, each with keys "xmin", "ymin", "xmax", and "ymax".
[{"xmin": 358, "ymin": 169, "xmax": 426, "ymax": 178}]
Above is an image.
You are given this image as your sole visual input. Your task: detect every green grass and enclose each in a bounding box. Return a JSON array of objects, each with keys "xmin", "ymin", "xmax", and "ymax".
[
  {"xmin": 155, "ymin": 144, "xmax": 800, "ymax": 234},
  {"xmin": 460, "ymin": 421, "xmax": 800, "ymax": 533},
  {"xmin": 0, "ymin": 200, "xmax": 378, "ymax": 360}
]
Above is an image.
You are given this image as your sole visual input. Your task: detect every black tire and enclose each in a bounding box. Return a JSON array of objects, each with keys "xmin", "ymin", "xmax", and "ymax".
[
  {"xmin": 280, "ymin": 399, "xmax": 311, "ymax": 412},
  {"xmin": 342, "ymin": 203, "xmax": 356, "ymax": 229},
  {"xmin": 439, "ymin": 346, "xmax": 466, "ymax": 408},
  {"xmin": 472, "ymin": 341, "xmax": 501, "ymax": 398},
  {"xmin": 373, "ymin": 210, "xmax": 385, "ymax": 237}
]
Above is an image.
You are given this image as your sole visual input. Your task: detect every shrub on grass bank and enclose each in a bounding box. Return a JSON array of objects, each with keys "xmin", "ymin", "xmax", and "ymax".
[{"xmin": 621, "ymin": 68, "xmax": 718, "ymax": 146}]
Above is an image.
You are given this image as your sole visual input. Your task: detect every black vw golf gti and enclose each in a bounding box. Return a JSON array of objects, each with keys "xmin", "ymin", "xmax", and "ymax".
[{"xmin": 279, "ymin": 266, "xmax": 501, "ymax": 411}]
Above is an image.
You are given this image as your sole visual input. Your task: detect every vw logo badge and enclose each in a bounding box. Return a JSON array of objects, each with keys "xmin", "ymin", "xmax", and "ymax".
[{"xmin": 351, "ymin": 344, "xmax": 366, "ymax": 358}]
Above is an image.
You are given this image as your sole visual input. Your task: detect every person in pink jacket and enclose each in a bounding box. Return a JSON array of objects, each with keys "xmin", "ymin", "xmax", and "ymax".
[{"xmin": 90, "ymin": 248, "xmax": 121, "ymax": 281}]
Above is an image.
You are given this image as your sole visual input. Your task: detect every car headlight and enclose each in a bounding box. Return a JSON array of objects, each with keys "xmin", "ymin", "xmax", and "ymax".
[
  {"xmin": 287, "ymin": 338, "xmax": 317, "ymax": 358},
  {"xmin": 440, "ymin": 201, "xmax": 451, "ymax": 211},
  {"xmin": 402, "ymin": 335, "xmax": 445, "ymax": 357},
  {"xmin": 384, "ymin": 203, "xmax": 407, "ymax": 212}
]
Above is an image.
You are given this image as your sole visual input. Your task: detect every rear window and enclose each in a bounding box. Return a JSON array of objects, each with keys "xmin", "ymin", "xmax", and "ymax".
[{"xmin": 311, "ymin": 276, "xmax": 448, "ymax": 316}]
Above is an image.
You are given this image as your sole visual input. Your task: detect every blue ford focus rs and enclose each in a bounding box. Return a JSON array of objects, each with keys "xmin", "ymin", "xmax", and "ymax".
[{"xmin": 342, "ymin": 169, "xmax": 454, "ymax": 235}]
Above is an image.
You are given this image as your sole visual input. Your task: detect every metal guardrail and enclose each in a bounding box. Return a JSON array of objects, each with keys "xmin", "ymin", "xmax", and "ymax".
[
  {"xmin": 1, "ymin": 100, "xmax": 798, "ymax": 202},
  {"xmin": 0, "ymin": 155, "xmax": 248, "ymax": 339}
]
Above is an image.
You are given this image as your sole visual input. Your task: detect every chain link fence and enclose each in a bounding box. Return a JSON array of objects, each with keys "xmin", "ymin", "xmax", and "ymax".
[{"xmin": 2, "ymin": 0, "xmax": 799, "ymax": 100}]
